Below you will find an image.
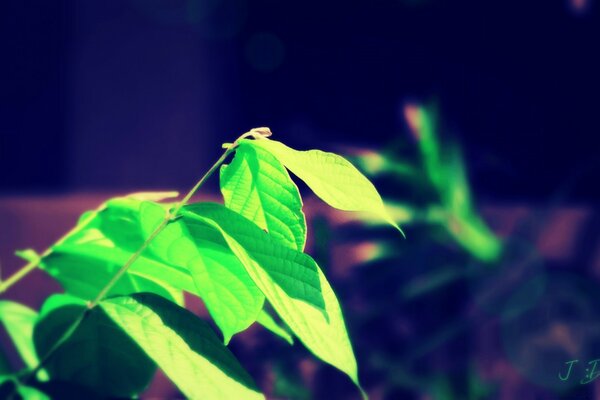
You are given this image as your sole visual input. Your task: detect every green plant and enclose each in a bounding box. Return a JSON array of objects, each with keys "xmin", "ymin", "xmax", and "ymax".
[
  {"xmin": 0, "ymin": 128, "xmax": 399, "ymax": 399},
  {"xmin": 351, "ymin": 103, "xmax": 501, "ymax": 263}
]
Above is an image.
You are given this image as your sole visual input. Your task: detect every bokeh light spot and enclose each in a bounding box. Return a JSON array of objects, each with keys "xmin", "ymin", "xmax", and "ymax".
[
  {"xmin": 567, "ymin": 0, "xmax": 591, "ymax": 15},
  {"xmin": 245, "ymin": 32, "xmax": 285, "ymax": 73},
  {"xmin": 131, "ymin": 0, "xmax": 247, "ymax": 39}
]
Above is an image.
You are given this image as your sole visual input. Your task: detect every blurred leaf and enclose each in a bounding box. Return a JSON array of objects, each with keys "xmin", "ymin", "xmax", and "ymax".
[
  {"xmin": 351, "ymin": 149, "xmax": 417, "ymax": 178},
  {"xmin": 446, "ymin": 213, "xmax": 502, "ymax": 263},
  {"xmin": 401, "ymin": 267, "xmax": 465, "ymax": 300},
  {"xmin": 220, "ymin": 141, "xmax": 307, "ymax": 251},
  {"xmin": 406, "ymin": 104, "xmax": 444, "ymax": 192},
  {"xmin": 14, "ymin": 249, "xmax": 40, "ymax": 264},
  {"xmin": 100, "ymin": 293, "xmax": 263, "ymax": 400},
  {"xmin": 442, "ymin": 145, "xmax": 473, "ymax": 215},
  {"xmin": 468, "ymin": 365, "xmax": 496, "ymax": 400},
  {"xmin": 0, "ymin": 377, "xmax": 49, "ymax": 400},
  {"xmin": 33, "ymin": 294, "xmax": 156, "ymax": 397},
  {"xmin": 256, "ymin": 309, "xmax": 293, "ymax": 345},
  {"xmin": 0, "ymin": 349, "xmax": 11, "ymax": 375},
  {"xmin": 439, "ymin": 146, "xmax": 502, "ymax": 262},
  {"xmin": 0, "ymin": 301, "xmax": 39, "ymax": 370},
  {"xmin": 120, "ymin": 191, "xmax": 179, "ymax": 202},
  {"xmin": 41, "ymin": 197, "xmax": 192, "ymax": 305},
  {"xmin": 407, "ymin": 104, "xmax": 502, "ymax": 262},
  {"xmin": 272, "ymin": 363, "xmax": 311, "ymax": 400}
]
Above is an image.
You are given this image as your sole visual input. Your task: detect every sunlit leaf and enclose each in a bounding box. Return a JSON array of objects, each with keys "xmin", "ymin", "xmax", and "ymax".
[
  {"xmin": 40, "ymin": 197, "xmax": 191, "ymax": 305},
  {"xmin": 42, "ymin": 249, "xmax": 185, "ymax": 305},
  {"xmin": 248, "ymin": 138, "xmax": 402, "ymax": 234},
  {"xmin": 182, "ymin": 203, "xmax": 326, "ymax": 314},
  {"xmin": 139, "ymin": 202, "xmax": 264, "ymax": 343},
  {"xmin": 256, "ymin": 309, "xmax": 293, "ymax": 345},
  {"xmin": 220, "ymin": 141, "xmax": 306, "ymax": 251},
  {"xmin": 14, "ymin": 249, "xmax": 40, "ymax": 264},
  {"xmin": 0, "ymin": 301, "xmax": 39, "ymax": 370},
  {"xmin": 182, "ymin": 203, "xmax": 363, "ymax": 395},
  {"xmin": 100, "ymin": 293, "xmax": 264, "ymax": 400},
  {"xmin": 33, "ymin": 295, "xmax": 156, "ymax": 398}
]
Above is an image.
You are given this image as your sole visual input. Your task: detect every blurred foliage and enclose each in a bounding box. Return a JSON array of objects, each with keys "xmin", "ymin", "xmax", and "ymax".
[
  {"xmin": 265, "ymin": 102, "xmax": 596, "ymax": 400},
  {"xmin": 351, "ymin": 102, "xmax": 502, "ymax": 263},
  {"xmin": 262, "ymin": 102, "xmax": 509, "ymax": 399}
]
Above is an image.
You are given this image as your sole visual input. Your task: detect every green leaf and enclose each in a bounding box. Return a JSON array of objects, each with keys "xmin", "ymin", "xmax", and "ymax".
[
  {"xmin": 0, "ymin": 301, "xmax": 39, "ymax": 370},
  {"xmin": 292, "ymin": 268, "xmax": 362, "ymax": 394},
  {"xmin": 0, "ymin": 377, "xmax": 49, "ymax": 400},
  {"xmin": 438, "ymin": 146, "xmax": 501, "ymax": 262},
  {"xmin": 182, "ymin": 204, "xmax": 363, "ymax": 394},
  {"xmin": 120, "ymin": 191, "xmax": 180, "ymax": 202},
  {"xmin": 42, "ymin": 249, "xmax": 186, "ymax": 305},
  {"xmin": 138, "ymin": 202, "xmax": 265, "ymax": 344},
  {"xmin": 256, "ymin": 310, "xmax": 293, "ymax": 345},
  {"xmin": 220, "ymin": 141, "xmax": 307, "ymax": 250},
  {"xmin": 14, "ymin": 248, "xmax": 40, "ymax": 264},
  {"xmin": 248, "ymin": 138, "xmax": 402, "ymax": 235},
  {"xmin": 41, "ymin": 197, "xmax": 192, "ymax": 305},
  {"xmin": 182, "ymin": 203, "xmax": 326, "ymax": 315},
  {"xmin": 33, "ymin": 294, "xmax": 156, "ymax": 397},
  {"xmin": 0, "ymin": 349, "xmax": 11, "ymax": 375},
  {"xmin": 100, "ymin": 293, "xmax": 264, "ymax": 400}
]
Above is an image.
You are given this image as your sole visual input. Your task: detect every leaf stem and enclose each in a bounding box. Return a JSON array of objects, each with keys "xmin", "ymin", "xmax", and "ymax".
[
  {"xmin": 0, "ymin": 258, "xmax": 39, "ymax": 294},
  {"xmin": 21, "ymin": 127, "xmax": 271, "ymax": 383}
]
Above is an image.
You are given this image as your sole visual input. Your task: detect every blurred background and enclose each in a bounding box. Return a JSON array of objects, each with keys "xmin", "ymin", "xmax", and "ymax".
[{"xmin": 1, "ymin": 1, "xmax": 599, "ymax": 399}]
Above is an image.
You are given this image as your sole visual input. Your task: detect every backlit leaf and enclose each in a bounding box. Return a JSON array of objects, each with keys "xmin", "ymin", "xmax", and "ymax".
[
  {"xmin": 33, "ymin": 295, "xmax": 156, "ymax": 398},
  {"xmin": 139, "ymin": 202, "xmax": 264, "ymax": 343},
  {"xmin": 220, "ymin": 142, "xmax": 306, "ymax": 250},
  {"xmin": 256, "ymin": 309, "xmax": 293, "ymax": 345},
  {"xmin": 42, "ymin": 248, "xmax": 186, "ymax": 305},
  {"xmin": 14, "ymin": 249, "xmax": 40, "ymax": 264},
  {"xmin": 41, "ymin": 197, "xmax": 192, "ymax": 305},
  {"xmin": 0, "ymin": 301, "xmax": 39, "ymax": 370},
  {"xmin": 182, "ymin": 204, "xmax": 363, "ymax": 394},
  {"xmin": 182, "ymin": 203, "xmax": 326, "ymax": 314},
  {"xmin": 100, "ymin": 293, "xmax": 264, "ymax": 400},
  {"xmin": 248, "ymin": 138, "xmax": 401, "ymax": 234}
]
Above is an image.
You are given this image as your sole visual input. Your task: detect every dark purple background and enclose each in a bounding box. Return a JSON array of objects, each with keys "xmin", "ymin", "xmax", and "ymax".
[{"xmin": 1, "ymin": 0, "xmax": 598, "ymax": 201}]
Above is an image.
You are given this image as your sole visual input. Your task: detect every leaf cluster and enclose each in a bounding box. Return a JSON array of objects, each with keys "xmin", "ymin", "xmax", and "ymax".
[{"xmin": 0, "ymin": 134, "xmax": 398, "ymax": 399}]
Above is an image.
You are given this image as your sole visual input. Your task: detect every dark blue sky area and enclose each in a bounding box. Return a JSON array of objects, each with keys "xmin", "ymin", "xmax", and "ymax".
[{"xmin": 1, "ymin": 0, "xmax": 598, "ymax": 202}]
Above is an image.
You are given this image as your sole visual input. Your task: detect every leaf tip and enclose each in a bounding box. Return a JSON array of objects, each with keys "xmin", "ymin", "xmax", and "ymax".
[
  {"xmin": 359, "ymin": 386, "xmax": 369, "ymax": 400},
  {"xmin": 14, "ymin": 248, "xmax": 41, "ymax": 263},
  {"xmin": 223, "ymin": 333, "xmax": 233, "ymax": 346},
  {"xmin": 383, "ymin": 215, "xmax": 406, "ymax": 239}
]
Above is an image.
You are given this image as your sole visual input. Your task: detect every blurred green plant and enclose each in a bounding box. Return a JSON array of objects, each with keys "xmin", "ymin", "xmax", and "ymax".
[
  {"xmin": 274, "ymin": 103, "xmax": 505, "ymax": 400},
  {"xmin": 351, "ymin": 103, "xmax": 501, "ymax": 262},
  {"xmin": 0, "ymin": 128, "xmax": 400, "ymax": 399}
]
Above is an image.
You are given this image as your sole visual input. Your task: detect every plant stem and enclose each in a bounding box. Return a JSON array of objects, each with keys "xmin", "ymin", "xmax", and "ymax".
[
  {"xmin": 0, "ymin": 259, "xmax": 39, "ymax": 294},
  {"xmin": 21, "ymin": 127, "xmax": 270, "ymax": 384}
]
